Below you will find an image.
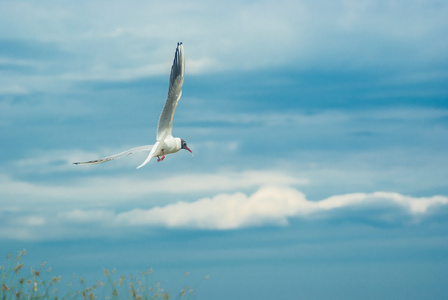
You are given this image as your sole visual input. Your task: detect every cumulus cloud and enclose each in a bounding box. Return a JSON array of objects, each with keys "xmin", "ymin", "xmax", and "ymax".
[
  {"xmin": 65, "ymin": 186, "xmax": 447, "ymax": 230},
  {"xmin": 2, "ymin": 185, "xmax": 447, "ymax": 240},
  {"xmin": 115, "ymin": 187, "xmax": 304, "ymax": 229}
]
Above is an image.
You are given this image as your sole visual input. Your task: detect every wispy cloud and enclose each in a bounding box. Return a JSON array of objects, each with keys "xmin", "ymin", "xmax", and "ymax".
[
  {"xmin": 61, "ymin": 209, "xmax": 115, "ymax": 223},
  {"xmin": 0, "ymin": 84, "xmax": 29, "ymax": 95},
  {"xmin": 0, "ymin": 169, "xmax": 306, "ymax": 205},
  {"xmin": 1, "ymin": 0, "xmax": 447, "ymax": 247},
  {"xmin": 1, "ymin": 0, "xmax": 447, "ymax": 86}
]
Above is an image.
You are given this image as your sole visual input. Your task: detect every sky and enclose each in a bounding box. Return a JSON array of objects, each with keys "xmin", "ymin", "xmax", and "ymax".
[{"xmin": 1, "ymin": 0, "xmax": 448, "ymax": 299}]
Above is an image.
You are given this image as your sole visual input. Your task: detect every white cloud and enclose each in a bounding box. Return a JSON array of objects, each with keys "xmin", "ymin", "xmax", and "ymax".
[
  {"xmin": 116, "ymin": 187, "xmax": 307, "ymax": 229},
  {"xmin": 60, "ymin": 62, "xmax": 171, "ymax": 82},
  {"xmin": 70, "ymin": 186, "xmax": 448, "ymax": 231},
  {"xmin": 177, "ymin": 108, "xmax": 448, "ymax": 132},
  {"xmin": 369, "ymin": 192, "xmax": 448, "ymax": 215},
  {"xmin": 1, "ymin": 0, "xmax": 447, "ymax": 88},
  {"xmin": 0, "ymin": 169, "xmax": 306, "ymax": 205},
  {"xmin": 0, "ymin": 84, "xmax": 29, "ymax": 95},
  {"xmin": 19, "ymin": 216, "xmax": 46, "ymax": 226},
  {"xmin": 60, "ymin": 209, "xmax": 115, "ymax": 223},
  {"xmin": 1, "ymin": 184, "xmax": 447, "ymax": 240},
  {"xmin": 316, "ymin": 191, "xmax": 448, "ymax": 215}
]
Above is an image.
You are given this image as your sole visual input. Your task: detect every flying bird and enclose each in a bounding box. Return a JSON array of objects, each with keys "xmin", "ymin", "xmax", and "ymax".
[{"xmin": 74, "ymin": 42, "xmax": 191, "ymax": 169}]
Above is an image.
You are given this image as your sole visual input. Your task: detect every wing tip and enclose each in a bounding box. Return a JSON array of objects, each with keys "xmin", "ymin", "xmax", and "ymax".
[
  {"xmin": 73, "ymin": 161, "xmax": 92, "ymax": 165},
  {"xmin": 176, "ymin": 42, "xmax": 184, "ymax": 54},
  {"xmin": 136, "ymin": 155, "xmax": 152, "ymax": 169},
  {"xmin": 136, "ymin": 160, "xmax": 148, "ymax": 169}
]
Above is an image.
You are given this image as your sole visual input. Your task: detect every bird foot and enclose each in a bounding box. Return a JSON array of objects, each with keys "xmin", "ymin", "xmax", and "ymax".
[{"xmin": 157, "ymin": 151, "xmax": 165, "ymax": 162}]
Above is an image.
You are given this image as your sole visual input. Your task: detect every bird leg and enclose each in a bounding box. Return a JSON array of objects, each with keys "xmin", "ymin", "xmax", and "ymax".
[{"xmin": 157, "ymin": 149, "xmax": 165, "ymax": 162}]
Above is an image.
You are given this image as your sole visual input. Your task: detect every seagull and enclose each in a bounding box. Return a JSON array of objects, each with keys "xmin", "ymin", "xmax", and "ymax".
[{"xmin": 74, "ymin": 42, "xmax": 192, "ymax": 169}]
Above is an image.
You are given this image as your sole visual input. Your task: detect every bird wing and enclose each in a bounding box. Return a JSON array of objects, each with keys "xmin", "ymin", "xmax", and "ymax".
[
  {"xmin": 157, "ymin": 42, "xmax": 185, "ymax": 141},
  {"xmin": 74, "ymin": 145, "xmax": 153, "ymax": 165},
  {"xmin": 136, "ymin": 140, "xmax": 162, "ymax": 169}
]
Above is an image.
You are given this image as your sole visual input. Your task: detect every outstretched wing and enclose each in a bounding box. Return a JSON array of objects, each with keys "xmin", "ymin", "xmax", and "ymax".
[
  {"xmin": 74, "ymin": 145, "xmax": 153, "ymax": 165},
  {"xmin": 157, "ymin": 42, "xmax": 185, "ymax": 141}
]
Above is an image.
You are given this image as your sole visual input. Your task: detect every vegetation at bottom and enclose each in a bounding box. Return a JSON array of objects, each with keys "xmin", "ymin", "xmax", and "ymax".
[{"xmin": 1, "ymin": 249, "xmax": 209, "ymax": 299}]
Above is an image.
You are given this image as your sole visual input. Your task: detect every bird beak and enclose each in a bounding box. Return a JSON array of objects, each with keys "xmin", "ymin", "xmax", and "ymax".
[{"xmin": 184, "ymin": 146, "xmax": 192, "ymax": 153}]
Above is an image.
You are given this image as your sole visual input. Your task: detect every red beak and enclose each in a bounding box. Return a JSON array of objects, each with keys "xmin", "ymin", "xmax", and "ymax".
[{"xmin": 184, "ymin": 146, "xmax": 192, "ymax": 153}]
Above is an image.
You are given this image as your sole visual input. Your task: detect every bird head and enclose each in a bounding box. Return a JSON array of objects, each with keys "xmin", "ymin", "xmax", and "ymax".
[{"xmin": 181, "ymin": 139, "xmax": 192, "ymax": 153}]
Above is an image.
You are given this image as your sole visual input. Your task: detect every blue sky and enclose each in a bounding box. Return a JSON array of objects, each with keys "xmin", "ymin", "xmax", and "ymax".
[{"xmin": 1, "ymin": 0, "xmax": 448, "ymax": 299}]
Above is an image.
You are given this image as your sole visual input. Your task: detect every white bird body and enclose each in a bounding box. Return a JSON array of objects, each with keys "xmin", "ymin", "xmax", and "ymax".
[
  {"xmin": 74, "ymin": 42, "xmax": 191, "ymax": 168},
  {"xmin": 158, "ymin": 137, "xmax": 183, "ymax": 156}
]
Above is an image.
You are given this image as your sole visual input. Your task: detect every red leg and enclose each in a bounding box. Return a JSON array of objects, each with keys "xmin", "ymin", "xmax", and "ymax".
[{"xmin": 157, "ymin": 150, "xmax": 165, "ymax": 162}]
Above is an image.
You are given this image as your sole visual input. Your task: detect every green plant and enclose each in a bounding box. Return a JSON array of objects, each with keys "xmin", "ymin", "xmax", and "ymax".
[{"xmin": 1, "ymin": 250, "xmax": 209, "ymax": 300}]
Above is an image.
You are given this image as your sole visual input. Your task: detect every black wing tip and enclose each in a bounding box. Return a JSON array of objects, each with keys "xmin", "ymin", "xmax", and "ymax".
[
  {"xmin": 73, "ymin": 160, "xmax": 99, "ymax": 165},
  {"xmin": 175, "ymin": 42, "xmax": 183, "ymax": 59},
  {"xmin": 172, "ymin": 42, "xmax": 185, "ymax": 76}
]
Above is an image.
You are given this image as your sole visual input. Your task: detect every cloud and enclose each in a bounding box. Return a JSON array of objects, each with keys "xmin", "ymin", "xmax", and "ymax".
[
  {"xmin": 113, "ymin": 186, "xmax": 448, "ymax": 230},
  {"xmin": 116, "ymin": 187, "xmax": 303, "ymax": 229},
  {"xmin": 50, "ymin": 186, "xmax": 448, "ymax": 232},
  {"xmin": 61, "ymin": 209, "xmax": 115, "ymax": 223},
  {"xmin": 1, "ymin": 0, "xmax": 447, "ymax": 88},
  {"xmin": 18, "ymin": 216, "xmax": 45, "ymax": 226},
  {"xmin": 1, "ymin": 183, "xmax": 447, "ymax": 240},
  {"xmin": 1, "ymin": 0, "xmax": 447, "ymax": 243},
  {"xmin": 316, "ymin": 191, "xmax": 448, "ymax": 217},
  {"xmin": 0, "ymin": 84, "xmax": 28, "ymax": 95},
  {"xmin": 0, "ymin": 169, "xmax": 307, "ymax": 206},
  {"xmin": 60, "ymin": 62, "xmax": 171, "ymax": 82}
]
